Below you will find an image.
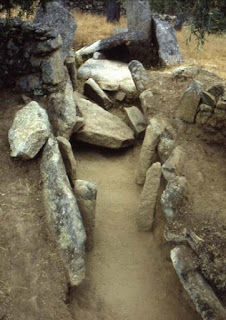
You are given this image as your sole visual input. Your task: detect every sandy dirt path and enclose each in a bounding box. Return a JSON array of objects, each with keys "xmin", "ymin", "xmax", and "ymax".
[{"xmin": 70, "ymin": 143, "xmax": 200, "ymax": 320}]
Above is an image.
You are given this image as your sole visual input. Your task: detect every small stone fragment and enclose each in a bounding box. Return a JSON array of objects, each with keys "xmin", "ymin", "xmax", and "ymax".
[
  {"xmin": 74, "ymin": 180, "xmax": 97, "ymax": 252},
  {"xmin": 83, "ymin": 78, "xmax": 113, "ymax": 110},
  {"xmin": 128, "ymin": 60, "xmax": 149, "ymax": 93},
  {"xmin": 21, "ymin": 94, "xmax": 32, "ymax": 105},
  {"xmin": 73, "ymin": 116, "xmax": 84, "ymax": 133},
  {"xmin": 115, "ymin": 91, "xmax": 126, "ymax": 102},
  {"xmin": 216, "ymin": 99, "xmax": 226, "ymax": 110},
  {"xmin": 8, "ymin": 101, "xmax": 51, "ymax": 159},
  {"xmin": 137, "ymin": 162, "xmax": 162, "ymax": 231},
  {"xmin": 124, "ymin": 106, "xmax": 147, "ymax": 137},
  {"xmin": 176, "ymin": 80, "xmax": 203, "ymax": 123},
  {"xmin": 57, "ymin": 136, "xmax": 77, "ymax": 186},
  {"xmin": 136, "ymin": 118, "xmax": 164, "ymax": 185}
]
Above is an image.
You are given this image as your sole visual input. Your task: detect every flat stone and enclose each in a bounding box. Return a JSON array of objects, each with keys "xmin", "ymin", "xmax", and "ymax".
[
  {"xmin": 74, "ymin": 98, "xmax": 135, "ymax": 149},
  {"xmin": 128, "ymin": 60, "xmax": 149, "ymax": 93},
  {"xmin": 137, "ymin": 162, "xmax": 162, "ymax": 231},
  {"xmin": 171, "ymin": 246, "xmax": 226, "ymax": 320},
  {"xmin": 136, "ymin": 118, "xmax": 164, "ymax": 185},
  {"xmin": 34, "ymin": 1, "xmax": 77, "ymax": 61},
  {"xmin": 153, "ymin": 18, "xmax": 183, "ymax": 66},
  {"xmin": 57, "ymin": 136, "xmax": 77, "ymax": 186},
  {"xmin": 83, "ymin": 78, "xmax": 113, "ymax": 110},
  {"xmin": 78, "ymin": 58, "xmax": 137, "ymax": 98},
  {"xmin": 124, "ymin": 106, "xmax": 146, "ymax": 137},
  {"xmin": 8, "ymin": 101, "xmax": 51, "ymax": 159},
  {"xmin": 48, "ymin": 80, "xmax": 77, "ymax": 139},
  {"xmin": 176, "ymin": 80, "xmax": 203, "ymax": 123},
  {"xmin": 74, "ymin": 180, "xmax": 97, "ymax": 252},
  {"xmin": 40, "ymin": 136, "xmax": 86, "ymax": 286}
]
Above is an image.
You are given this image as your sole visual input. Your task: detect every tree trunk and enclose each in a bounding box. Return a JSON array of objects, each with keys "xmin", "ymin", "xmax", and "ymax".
[{"xmin": 106, "ymin": 0, "xmax": 120, "ymax": 23}]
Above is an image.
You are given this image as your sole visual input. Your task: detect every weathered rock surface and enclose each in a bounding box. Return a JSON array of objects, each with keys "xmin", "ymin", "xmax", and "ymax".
[
  {"xmin": 161, "ymin": 176, "xmax": 188, "ymax": 223},
  {"xmin": 157, "ymin": 129, "xmax": 175, "ymax": 163},
  {"xmin": 207, "ymin": 84, "xmax": 224, "ymax": 99},
  {"xmin": 78, "ymin": 59, "xmax": 137, "ymax": 98},
  {"xmin": 128, "ymin": 60, "xmax": 149, "ymax": 93},
  {"xmin": 34, "ymin": 1, "xmax": 77, "ymax": 61},
  {"xmin": 42, "ymin": 50, "xmax": 66, "ymax": 86},
  {"xmin": 171, "ymin": 246, "xmax": 226, "ymax": 320},
  {"xmin": 66, "ymin": 50, "xmax": 78, "ymax": 91},
  {"xmin": 74, "ymin": 180, "xmax": 97, "ymax": 252},
  {"xmin": 74, "ymin": 98, "xmax": 135, "ymax": 149},
  {"xmin": 136, "ymin": 118, "xmax": 164, "ymax": 185},
  {"xmin": 153, "ymin": 18, "xmax": 183, "ymax": 66},
  {"xmin": 176, "ymin": 80, "xmax": 203, "ymax": 123},
  {"xmin": 57, "ymin": 136, "xmax": 77, "ymax": 186},
  {"xmin": 40, "ymin": 136, "xmax": 86, "ymax": 286},
  {"xmin": 137, "ymin": 162, "xmax": 162, "ymax": 231},
  {"xmin": 124, "ymin": 106, "xmax": 147, "ymax": 137},
  {"xmin": 201, "ymin": 91, "xmax": 216, "ymax": 108},
  {"xmin": 162, "ymin": 146, "xmax": 185, "ymax": 181},
  {"xmin": 48, "ymin": 80, "xmax": 77, "ymax": 139},
  {"xmin": 83, "ymin": 78, "xmax": 113, "ymax": 110},
  {"xmin": 8, "ymin": 101, "xmax": 51, "ymax": 159},
  {"xmin": 139, "ymin": 88, "xmax": 154, "ymax": 116}
]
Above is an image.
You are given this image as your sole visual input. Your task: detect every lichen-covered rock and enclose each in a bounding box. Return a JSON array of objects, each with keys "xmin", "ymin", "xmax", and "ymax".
[
  {"xmin": 74, "ymin": 180, "xmax": 97, "ymax": 252},
  {"xmin": 74, "ymin": 98, "xmax": 135, "ymax": 149},
  {"xmin": 48, "ymin": 80, "xmax": 77, "ymax": 139},
  {"xmin": 157, "ymin": 129, "xmax": 175, "ymax": 163},
  {"xmin": 128, "ymin": 60, "xmax": 149, "ymax": 93},
  {"xmin": 171, "ymin": 246, "xmax": 226, "ymax": 320},
  {"xmin": 124, "ymin": 106, "xmax": 147, "ymax": 137},
  {"xmin": 176, "ymin": 80, "xmax": 203, "ymax": 123},
  {"xmin": 40, "ymin": 137, "xmax": 86, "ymax": 286},
  {"xmin": 8, "ymin": 101, "xmax": 51, "ymax": 159},
  {"xmin": 137, "ymin": 162, "xmax": 162, "ymax": 231}
]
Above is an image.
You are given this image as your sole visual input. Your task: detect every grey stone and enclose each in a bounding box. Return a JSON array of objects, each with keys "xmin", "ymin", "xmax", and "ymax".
[
  {"xmin": 137, "ymin": 162, "xmax": 162, "ymax": 231},
  {"xmin": 78, "ymin": 59, "xmax": 137, "ymax": 98},
  {"xmin": 73, "ymin": 116, "xmax": 84, "ymax": 133},
  {"xmin": 33, "ymin": 34, "xmax": 63, "ymax": 54},
  {"xmin": 139, "ymin": 88, "xmax": 154, "ymax": 116},
  {"xmin": 48, "ymin": 80, "xmax": 77, "ymax": 139},
  {"xmin": 128, "ymin": 60, "xmax": 149, "ymax": 93},
  {"xmin": 34, "ymin": 1, "xmax": 77, "ymax": 61},
  {"xmin": 196, "ymin": 110, "xmax": 212, "ymax": 126},
  {"xmin": 42, "ymin": 50, "xmax": 66, "ymax": 85},
  {"xmin": 157, "ymin": 130, "xmax": 175, "ymax": 163},
  {"xmin": 201, "ymin": 91, "xmax": 216, "ymax": 108},
  {"xmin": 126, "ymin": 0, "xmax": 152, "ymax": 40},
  {"xmin": 21, "ymin": 94, "xmax": 32, "ymax": 105},
  {"xmin": 84, "ymin": 78, "xmax": 113, "ymax": 110},
  {"xmin": 153, "ymin": 18, "xmax": 183, "ymax": 66},
  {"xmin": 176, "ymin": 80, "xmax": 203, "ymax": 123},
  {"xmin": 93, "ymin": 52, "xmax": 106, "ymax": 60},
  {"xmin": 216, "ymin": 99, "xmax": 226, "ymax": 110},
  {"xmin": 8, "ymin": 101, "xmax": 51, "ymax": 159},
  {"xmin": 115, "ymin": 91, "xmax": 126, "ymax": 102},
  {"xmin": 161, "ymin": 176, "xmax": 188, "ymax": 222},
  {"xmin": 74, "ymin": 180, "xmax": 97, "ymax": 252},
  {"xmin": 17, "ymin": 74, "xmax": 43, "ymax": 95},
  {"xmin": 199, "ymin": 104, "xmax": 213, "ymax": 112},
  {"xmin": 66, "ymin": 50, "xmax": 78, "ymax": 91},
  {"xmin": 74, "ymin": 98, "xmax": 135, "ymax": 149},
  {"xmin": 162, "ymin": 146, "xmax": 185, "ymax": 182},
  {"xmin": 124, "ymin": 106, "xmax": 147, "ymax": 137},
  {"xmin": 57, "ymin": 136, "xmax": 77, "ymax": 186},
  {"xmin": 171, "ymin": 246, "xmax": 226, "ymax": 320},
  {"xmin": 136, "ymin": 118, "xmax": 164, "ymax": 185},
  {"xmin": 207, "ymin": 84, "xmax": 224, "ymax": 99},
  {"xmin": 40, "ymin": 136, "xmax": 86, "ymax": 286}
]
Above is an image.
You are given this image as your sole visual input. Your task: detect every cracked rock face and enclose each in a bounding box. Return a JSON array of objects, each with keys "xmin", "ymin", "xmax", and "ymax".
[
  {"xmin": 40, "ymin": 137, "xmax": 86, "ymax": 286},
  {"xmin": 8, "ymin": 101, "xmax": 51, "ymax": 159}
]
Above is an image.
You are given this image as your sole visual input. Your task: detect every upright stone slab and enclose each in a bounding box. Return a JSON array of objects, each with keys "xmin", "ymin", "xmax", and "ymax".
[
  {"xmin": 74, "ymin": 180, "xmax": 97, "ymax": 252},
  {"xmin": 153, "ymin": 18, "xmax": 183, "ymax": 66},
  {"xmin": 126, "ymin": 0, "xmax": 152, "ymax": 39},
  {"xmin": 137, "ymin": 162, "xmax": 162, "ymax": 231},
  {"xmin": 128, "ymin": 60, "xmax": 149, "ymax": 93},
  {"xmin": 40, "ymin": 137, "xmax": 86, "ymax": 286},
  {"xmin": 124, "ymin": 106, "xmax": 147, "ymax": 137},
  {"xmin": 34, "ymin": 1, "xmax": 77, "ymax": 61}
]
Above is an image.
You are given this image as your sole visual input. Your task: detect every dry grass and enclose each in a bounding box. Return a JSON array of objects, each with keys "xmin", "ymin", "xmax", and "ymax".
[{"xmin": 73, "ymin": 10, "xmax": 226, "ymax": 79}]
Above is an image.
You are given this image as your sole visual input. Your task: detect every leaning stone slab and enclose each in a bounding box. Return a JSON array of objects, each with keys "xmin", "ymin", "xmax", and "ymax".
[
  {"xmin": 128, "ymin": 60, "xmax": 149, "ymax": 93},
  {"xmin": 153, "ymin": 18, "xmax": 183, "ymax": 66},
  {"xmin": 124, "ymin": 106, "xmax": 147, "ymax": 137},
  {"xmin": 48, "ymin": 80, "xmax": 77, "ymax": 139},
  {"xmin": 74, "ymin": 180, "xmax": 97, "ymax": 252},
  {"xmin": 176, "ymin": 80, "xmax": 203, "ymax": 123},
  {"xmin": 74, "ymin": 98, "xmax": 135, "ymax": 149},
  {"xmin": 139, "ymin": 88, "xmax": 154, "ymax": 116},
  {"xmin": 157, "ymin": 129, "xmax": 175, "ymax": 164},
  {"xmin": 8, "ymin": 101, "xmax": 51, "ymax": 159},
  {"xmin": 136, "ymin": 118, "xmax": 164, "ymax": 185},
  {"xmin": 57, "ymin": 136, "xmax": 77, "ymax": 187},
  {"xmin": 162, "ymin": 146, "xmax": 185, "ymax": 182},
  {"xmin": 83, "ymin": 78, "xmax": 113, "ymax": 110},
  {"xmin": 40, "ymin": 137, "xmax": 86, "ymax": 286},
  {"xmin": 171, "ymin": 246, "xmax": 226, "ymax": 320},
  {"xmin": 34, "ymin": 1, "xmax": 77, "ymax": 61},
  {"xmin": 78, "ymin": 58, "xmax": 137, "ymax": 98},
  {"xmin": 137, "ymin": 162, "xmax": 162, "ymax": 231}
]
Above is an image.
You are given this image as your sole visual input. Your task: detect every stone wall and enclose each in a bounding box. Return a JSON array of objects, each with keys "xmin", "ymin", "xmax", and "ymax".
[{"xmin": 71, "ymin": 0, "xmax": 106, "ymax": 14}]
